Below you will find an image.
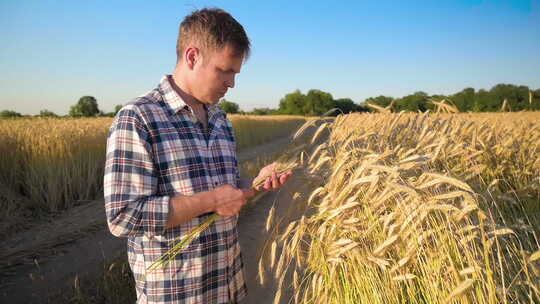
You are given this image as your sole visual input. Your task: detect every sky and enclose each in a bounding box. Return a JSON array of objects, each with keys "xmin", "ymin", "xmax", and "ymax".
[{"xmin": 0, "ymin": 0, "xmax": 539, "ymax": 115}]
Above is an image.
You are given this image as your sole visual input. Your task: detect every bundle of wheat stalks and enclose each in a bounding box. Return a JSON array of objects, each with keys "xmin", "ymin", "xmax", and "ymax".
[
  {"xmin": 146, "ymin": 158, "xmax": 298, "ymax": 274},
  {"xmin": 262, "ymin": 112, "xmax": 540, "ymax": 304}
]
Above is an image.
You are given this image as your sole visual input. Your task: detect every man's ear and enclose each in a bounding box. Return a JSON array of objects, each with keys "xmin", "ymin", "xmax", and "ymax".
[{"xmin": 184, "ymin": 47, "xmax": 200, "ymax": 70}]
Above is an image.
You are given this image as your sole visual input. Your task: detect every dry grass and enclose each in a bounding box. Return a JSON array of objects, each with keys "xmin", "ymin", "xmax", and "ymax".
[
  {"xmin": 263, "ymin": 112, "xmax": 540, "ymax": 303},
  {"xmin": 49, "ymin": 252, "xmax": 136, "ymax": 304}
]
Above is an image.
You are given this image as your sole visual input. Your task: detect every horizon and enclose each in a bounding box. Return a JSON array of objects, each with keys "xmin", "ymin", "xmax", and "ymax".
[{"xmin": 1, "ymin": 0, "xmax": 539, "ymax": 115}]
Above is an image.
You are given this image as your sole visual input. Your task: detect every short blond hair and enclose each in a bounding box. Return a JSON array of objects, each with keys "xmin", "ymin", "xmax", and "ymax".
[{"xmin": 176, "ymin": 8, "xmax": 251, "ymax": 62}]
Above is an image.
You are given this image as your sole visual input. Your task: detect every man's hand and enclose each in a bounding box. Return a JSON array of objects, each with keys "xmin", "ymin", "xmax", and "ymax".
[
  {"xmin": 211, "ymin": 185, "xmax": 255, "ymax": 216},
  {"xmin": 253, "ymin": 162, "xmax": 293, "ymax": 192}
]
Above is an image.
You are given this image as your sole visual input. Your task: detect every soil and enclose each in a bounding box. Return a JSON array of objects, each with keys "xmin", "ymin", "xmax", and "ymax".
[{"xmin": 0, "ymin": 133, "xmax": 312, "ymax": 304}]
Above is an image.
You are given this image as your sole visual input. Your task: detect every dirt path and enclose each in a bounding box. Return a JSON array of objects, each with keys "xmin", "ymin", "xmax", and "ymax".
[
  {"xmin": 239, "ymin": 174, "xmax": 313, "ymax": 304},
  {"xmin": 0, "ymin": 133, "xmax": 308, "ymax": 303}
]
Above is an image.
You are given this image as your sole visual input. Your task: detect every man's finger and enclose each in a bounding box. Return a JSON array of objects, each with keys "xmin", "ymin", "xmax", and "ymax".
[
  {"xmin": 264, "ymin": 177, "xmax": 271, "ymax": 190},
  {"xmin": 279, "ymin": 173, "xmax": 288, "ymax": 185},
  {"xmin": 271, "ymin": 171, "xmax": 278, "ymax": 190}
]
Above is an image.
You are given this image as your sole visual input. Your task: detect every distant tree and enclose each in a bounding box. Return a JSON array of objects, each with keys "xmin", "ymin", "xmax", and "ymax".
[
  {"xmin": 278, "ymin": 90, "xmax": 306, "ymax": 115},
  {"xmin": 472, "ymin": 89, "xmax": 493, "ymax": 112},
  {"xmin": 426, "ymin": 94, "xmax": 448, "ymax": 112},
  {"xmin": 394, "ymin": 91, "xmax": 430, "ymax": 112},
  {"xmin": 278, "ymin": 89, "xmax": 362, "ymax": 115},
  {"xmin": 114, "ymin": 104, "xmax": 123, "ymax": 115},
  {"xmin": 302, "ymin": 89, "xmax": 334, "ymax": 116},
  {"xmin": 99, "ymin": 105, "xmax": 124, "ymax": 117},
  {"xmin": 38, "ymin": 109, "xmax": 58, "ymax": 117},
  {"xmin": 251, "ymin": 107, "xmax": 273, "ymax": 115},
  {"xmin": 489, "ymin": 84, "xmax": 531, "ymax": 111},
  {"xmin": 356, "ymin": 104, "xmax": 370, "ymax": 112},
  {"xmin": 534, "ymin": 89, "xmax": 540, "ymax": 111},
  {"xmin": 0, "ymin": 110, "xmax": 22, "ymax": 118},
  {"xmin": 363, "ymin": 96, "xmax": 394, "ymax": 112},
  {"xmin": 219, "ymin": 99, "xmax": 239, "ymax": 114},
  {"xmin": 69, "ymin": 96, "xmax": 100, "ymax": 117},
  {"xmin": 334, "ymin": 98, "xmax": 359, "ymax": 114},
  {"xmin": 450, "ymin": 88, "xmax": 475, "ymax": 112}
]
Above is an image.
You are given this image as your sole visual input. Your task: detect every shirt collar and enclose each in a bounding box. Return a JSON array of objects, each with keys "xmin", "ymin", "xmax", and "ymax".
[
  {"xmin": 158, "ymin": 75, "xmax": 224, "ymax": 120},
  {"xmin": 159, "ymin": 75, "xmax": 189, "ymax": 114}
]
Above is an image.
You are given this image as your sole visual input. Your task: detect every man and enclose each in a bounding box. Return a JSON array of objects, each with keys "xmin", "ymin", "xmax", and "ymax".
[{"xmin": 104, "ymin": 8, "xmax": 292, "ymax": 304}]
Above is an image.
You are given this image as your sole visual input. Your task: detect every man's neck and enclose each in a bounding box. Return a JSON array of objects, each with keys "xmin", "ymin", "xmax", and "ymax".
[
  {"xmin": 168, "ymin": 74, "xmax": 208, "ymax": 128},
  {"xmin": 168, "ymin": 74, "xmax": 206, "ymax": 113}
]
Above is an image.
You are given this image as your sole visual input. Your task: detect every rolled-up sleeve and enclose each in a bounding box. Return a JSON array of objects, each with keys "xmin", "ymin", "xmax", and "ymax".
[{"xmin": 103, "ymin": 107, "xmax": 170, "ymax": 238}]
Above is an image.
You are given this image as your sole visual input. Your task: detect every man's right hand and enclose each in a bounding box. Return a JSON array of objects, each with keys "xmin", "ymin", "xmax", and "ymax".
[
  {"xmin": 211, "ymin": 185, "xmax": 255, "ymax": 216},
  {"xmin": 167, "ymin": 184, "xmax": 255, "ymax": 229}
]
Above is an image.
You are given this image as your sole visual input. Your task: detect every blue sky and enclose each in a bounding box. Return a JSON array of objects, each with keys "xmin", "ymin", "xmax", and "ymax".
[{"xmin": 1, "ymin": 0, "xmax": 539, "ymax": 115}]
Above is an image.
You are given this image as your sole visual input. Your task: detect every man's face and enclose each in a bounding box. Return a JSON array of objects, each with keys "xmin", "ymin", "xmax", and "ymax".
[{"xmin": 192, "ymin": 45, "xmax": 243, "ymax": 105}]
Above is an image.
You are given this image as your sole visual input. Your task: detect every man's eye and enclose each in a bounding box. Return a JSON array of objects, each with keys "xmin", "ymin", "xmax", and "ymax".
[{"xmin": 218, "ymin": 68, "xmax": 234, "ymax": 74}]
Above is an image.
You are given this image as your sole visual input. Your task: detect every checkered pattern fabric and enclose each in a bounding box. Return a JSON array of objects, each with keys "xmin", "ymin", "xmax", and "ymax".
[{"xmin": 104, "ymin": 75, "xmax": 246, "ymax": 303}]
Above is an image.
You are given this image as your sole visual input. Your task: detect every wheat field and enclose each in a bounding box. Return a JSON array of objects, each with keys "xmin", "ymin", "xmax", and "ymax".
[
  {"xmin": 263, "ymin": 112, "xmax": 540, "ymax": 303},
  {"xmin": 0, "ymin": 115, "xmax": 305, "ymax": 216}
]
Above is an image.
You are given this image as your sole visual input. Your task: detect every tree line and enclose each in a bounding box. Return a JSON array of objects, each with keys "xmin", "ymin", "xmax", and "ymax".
[
  {"xmin": 0, "ymin": 96, "xmax": 124, "ymax": 118},
  {"xmin": 220, "ymin": 84, "xmax": 540, "ymax": 116},
  {"xmin": 1, "ymin": 83, "xmax": 539, "ymax": 118},
  {"xmin": 365, "ymin": 84, "xmax": 540, "ymax": 113},
  {"xmin": 219, "ymin": 89, "xmax": 363, "ymax": 116}
]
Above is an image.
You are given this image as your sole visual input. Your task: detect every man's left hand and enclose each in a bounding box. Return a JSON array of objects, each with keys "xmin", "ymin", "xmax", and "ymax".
[{"xmin": 252, "ymin": 162, "xmax": 293, "ymax": 192}]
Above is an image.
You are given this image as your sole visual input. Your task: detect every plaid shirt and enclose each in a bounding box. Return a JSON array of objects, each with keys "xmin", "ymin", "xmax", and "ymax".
[{"xmin": 104, "ymin": 75, "xmax": 246, "ymax": 303}]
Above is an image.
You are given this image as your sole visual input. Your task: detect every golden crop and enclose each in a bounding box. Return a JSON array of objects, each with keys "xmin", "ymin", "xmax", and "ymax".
[
  {"xmin": 0, "ymin": 115, "xmax": 305, "ymax": 214},
  {"xmin": 264, "ymin": 112, "xmax": 540, "ymax": 303},
  {"xmin": 0, "ymin": 118, "xmax": 110, "ymax": 213}
]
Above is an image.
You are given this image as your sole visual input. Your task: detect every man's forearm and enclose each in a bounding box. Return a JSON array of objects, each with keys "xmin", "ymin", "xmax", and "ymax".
[{"xmin": 166, "ymin": 191, "xmax": 216, "ymax": 229}]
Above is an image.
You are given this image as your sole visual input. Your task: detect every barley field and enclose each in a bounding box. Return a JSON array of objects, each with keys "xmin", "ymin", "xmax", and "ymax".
[
  {"xmin": 264, "ymin": 112, "xmax": 540, "ymax": 303},
  {"xmin": 0, "ymin": 115, "xmax": 305, "ymax": 218}
]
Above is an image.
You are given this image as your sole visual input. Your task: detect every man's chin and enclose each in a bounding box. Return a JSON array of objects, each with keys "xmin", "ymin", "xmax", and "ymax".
[
  {"xmin": 209, "ymin": 98, "xmax": 221, "ymax": 105},
  {"xmin": 198, "ymin": 97, "xmax": 220, "ymax": 106}
]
